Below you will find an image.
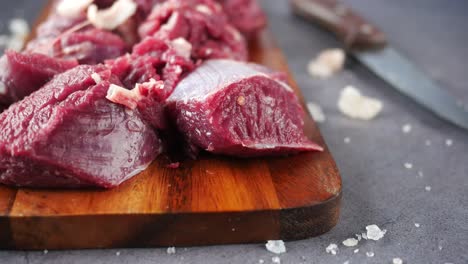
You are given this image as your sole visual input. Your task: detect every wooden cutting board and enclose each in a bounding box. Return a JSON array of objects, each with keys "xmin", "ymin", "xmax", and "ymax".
[{"xmin": 0, "ymin": 2, "xmax": 342, "ymax": 250}]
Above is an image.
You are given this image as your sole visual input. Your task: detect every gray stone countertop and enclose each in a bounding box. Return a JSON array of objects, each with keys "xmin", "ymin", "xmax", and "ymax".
[{"xmin": 0, "ymin": 0, "xmax": 467, "ymax": 263}]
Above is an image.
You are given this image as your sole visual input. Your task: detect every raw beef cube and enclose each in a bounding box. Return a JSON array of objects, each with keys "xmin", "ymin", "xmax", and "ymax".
[
  {"xmin": 217, "ymin": 0, "xmax": 267, "ymax": 36},
  {"xmin": 166, "ymin": 59, "xmax": 323, "ymax": 157},
  {"xmin": 0, "ymin": 50, "xmax": 78, "ymax": 106},
  {"xmin": 51, "ymin": 28, "xmax": 128, "ymax": 64},
  {"xmin": 0, "ymin": 65, "xmax": 161, "ymax": 188},
  {"xmin": 139, "ymin": 0, "xmax": 248, "ymax": 61}
]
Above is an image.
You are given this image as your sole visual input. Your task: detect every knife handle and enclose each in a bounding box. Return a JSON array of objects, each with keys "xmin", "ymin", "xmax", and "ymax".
[{"xmin": 290, "ymin": 0, "xmax": 387, "ymax": 50}]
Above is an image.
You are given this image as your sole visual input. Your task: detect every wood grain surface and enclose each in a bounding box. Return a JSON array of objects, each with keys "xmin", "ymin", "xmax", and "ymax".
[{"xmin": 0, "ymin": 2, "xmax": 342, "ymax": 250}]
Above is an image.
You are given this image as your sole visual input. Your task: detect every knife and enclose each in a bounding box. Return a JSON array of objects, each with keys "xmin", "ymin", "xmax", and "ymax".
[{"xmin": 290, "ymin": 0, "xmax": 468, "ymax": 130}]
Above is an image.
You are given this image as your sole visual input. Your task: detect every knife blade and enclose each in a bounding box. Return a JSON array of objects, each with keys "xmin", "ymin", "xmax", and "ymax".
[{"xmin": 290, "ymin": 0, "xmax": 468, "ymax": 130}]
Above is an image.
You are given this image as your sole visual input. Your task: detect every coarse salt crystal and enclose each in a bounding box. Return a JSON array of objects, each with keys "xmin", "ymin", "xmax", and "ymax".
[
  {"xmin": 445, "ymin": 139, "xmax": 453, "ymax": 146},
  {"xmin": 272, "ymin": 256, "xmax": 281, "ymax": 264},
  {"xmin": 87, "ymin": 0, "xmax": 137, "ymax": 30},
  {"xmin": 43, "ymin": 249, "xmax": 48, "ymax": 254},
  {"xmin": 417, "ymin": 171, "xmax": 424, "ymax": 178},
  {"xmin": 366, "ymin": 251, "xmax": 374, "ymax": 257},
  {"xmin": 308, "ymin": 48, "xmax": 346, "ymax": 79},
  {"xmin": 404, "ymin": 163, "xmax": 413, "ymax": 169},
  {"xmin": 366, "ymin": 224, "xmax": 386, "ymax": 241},
  {"xmin": 9, "ymin": 18, "xmax": 29, "ymax": 37},
  {"xmin": 338, "ymin": 86, "xmax": 383, "ymax": 120},
  {"xmin": 265, "ymin": 240, "xmax": 286, "ymax": 254},
  {"xmin": 361, "ymin": 232, "xmax": 368, "ymax": 240},
  {"xmin": 343, "ymin": 261, "xmax": 349, "ymax": 264},
  {"xmin": 116, "ymin": 251, "xmax": 121, "ymax": 256},
  {"xmin": 393, "ymin": 257, "xmax": 403, "ymax": 264},
  {"xmin": 167, "ymin": 247, "xmax": 176, "ymax": 254},
  {"xmin": 354, "ymin": 249, "xmax": 359, "ymax": 253},
  {"xmin": 344, "ymin": 137, "xmax": 351, "ymax": 144},
  {"xmin": 402, "ymin": 124, "xmax": 412, "ymax": 133},
  {"xmin": 306, "ymin": 102, "xmax": 326, "ymax": 123},
  {"xmin": 425, "ymin": 186, "xmax": 431, "ymax": 191},
  {"xmin": 258, "ymin": 259, "xmax": 264, "ymax": 264},
  {"xmin": 342, "ymin": 238, "xmax": 358, "ymax": 247},
  {"xmin": 325, "ymin": 243, "xmax": 338, "ymax": 255},
  {"xmin": 414, "ymin": 223, "xmax": 420, "ymax": 228},
  {"xmin": 355, "ymin": 234, "xmax": 362, "ymax": 241}
]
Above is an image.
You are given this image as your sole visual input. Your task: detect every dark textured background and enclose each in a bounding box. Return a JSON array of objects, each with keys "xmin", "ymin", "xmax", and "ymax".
[{"xmin": 0, "ymin": 0, "xmax": 467, "ymax": 263}]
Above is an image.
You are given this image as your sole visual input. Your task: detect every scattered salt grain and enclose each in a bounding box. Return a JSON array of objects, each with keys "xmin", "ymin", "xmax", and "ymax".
[
  {"xmin": 344, "ymin": 137, "xmax": 351, "ymax": 144},
  {"xmin": 326, "ymin": 243, "xmax": 338, "ymax": 255},
  {"xmin": 417, "ymin": 171, "xmax": 424, "ymax": 178},
  {"xmin": 393, "ymin": 257, "xmax": 403, "ymax": 264},
  {"xmin": 342, "ymin": 238, "xmax": 359, "ymax": 247},
  {"xmin": 167, "ymin": 247, "xmax": 176, "ymax": 254},
  {"xmin": 9, "ymin": 18, "xmax": 29, "ymax": 37},
  {"xmin": 366, "ymin": 251, "xmax": 374, "ymax": 257},
  {"xmin": 354, "ymin": 249, "xmax": 359, "ymax": 254},
  {"xmin": 116, "ymin": 251, "xmax": 121, "ymax": 256},
  {"xmin": 258, "ymin": 259, "xmax": 264, "ymax": 264},
  {"xmin": 404, "ymin": 163, "xmax": 413, "ymax": 169},
  {"xmin": 402, "ymin": 124, "xmax": 412, "ymax": 133},
  {"xmin": 425, "ymin": 186, "xmax": 431, "ymax": 192},
  {"xmin": 43, "ymin": 249, "xmax": 48, "ymax": 255},
  {"xmin": 343, "ymin": 261, "xmax": 349, "ymax": 264},
  {"xmin": 308, "ymin": 48, "xmax": 345, "ymax": 79},
  {"xmin": 272, "ymin": 256, "xmax": 281, "ymax": 264},
  {"xmin": 306, "ymin": 102, "xmax": 326, "ymax": 123},
  {"xmin": 265, "ymin": 240, "xmax": 286, "ymax": 254},
  {"xmin": 414, "ymin": 223, "xmax": 420, "ymax": 228},
  {"xmin": 361, "ymin": 232, "xmax": 368, "ymax": 240},
  {"xmin": 338, "ymin": 86, "xmax": 383, "ymax": 120},
  {"xmin": 445, "ymin": 139, "xmax": 453, "ymax": 147},
  {"xmin": 366, "ymin": 224, "xmax": 386, "ymax": 241}
]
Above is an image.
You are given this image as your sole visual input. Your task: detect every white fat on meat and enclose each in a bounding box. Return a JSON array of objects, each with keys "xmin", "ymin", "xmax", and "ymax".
[
  {"xmin": 57, "ymin": 0, "xmax": 93, "ymax": 18},
  {"xmin": 195, "ymin": 5, "xmax": 212, "ymax": 15},
  {"xmin": 308, "ymin": 48, "xmax": 346, "ymax": 78},
  {"xmin": 91, "ymin": 73, "xmax": 102, "ymax": 83},
  {"xmin": 106, "ymin": 84, "xmax": 143, "ymax": 109},
  {"xmin": 161, "ymin": 12, "xmax": 180, "ymax": 32},
  {"xmin": 338, "ymin": 85, "xmax": 383, "ymax": 120},
  {"xmin": 170, "ymin": 38, "xmax": 192, "ymax": 59},
  {"xmin": 87, "ymin": 0, "xmax": 137, "ymax": 30}
]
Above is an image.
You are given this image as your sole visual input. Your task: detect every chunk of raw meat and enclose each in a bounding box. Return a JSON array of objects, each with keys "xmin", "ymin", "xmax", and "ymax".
[
  {"xmin": 217, "ymin": 0, "xmax": 267, "ymax": 36},
  {"xmin": 139, "ymin": 0, "xmax": 248, "ymax": 61},
  {"xmin": 51, "ymin": 28, "xmax": 128, "ymax": 64},
  {"xmin": 0, "ymin": 50, "xmax": 78, "ymax": 106},
  {"xmin": 166, "ymin": 59, "xmax": 323, "ymax": 157},
  {"xmin": 105, "ymin": 36, "xmax": 194, "ymax": 129},
  {"xmin": 0, "ymin": 65, "xmax": 161, "ymax": 188}
]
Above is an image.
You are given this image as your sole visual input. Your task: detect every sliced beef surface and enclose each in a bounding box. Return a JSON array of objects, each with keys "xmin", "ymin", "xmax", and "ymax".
[
  {"xmin": 0, "ymin": 50, "xmax": 78, "ymax": 106},
  {"xmin": 0, "ymin": 65, "xmax": 161, "ymax": 188},
  {"xmin": 166, "ymin": 59, "xmax": 323, "ymax": 157},
  {"xmin": 217, "ymin": 0, "xmax": 267, "ymax": 36},
  {"xmin": 139, "ymin": 0, "xmax": 247, "ymax": 61}
]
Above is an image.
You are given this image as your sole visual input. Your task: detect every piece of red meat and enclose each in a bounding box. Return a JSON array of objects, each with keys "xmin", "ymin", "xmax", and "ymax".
[
  {"xmin": 166, "ymin": 59, "xmax": 323, "ymax": 157},
  {"xmin": 105, "ymin": 36, "xmax": 194, "ymax": 129},
  {"xmin": 139, "ymin": 0, "xmax": 248, "ymax": 61},
  {"xmin": 217, "ymin": 0, "xmax": 267, "ymax": 36},
  {"xmin": 0, "ymin": 50, "xmax": 78, "ymax": 106},
  {"xmin": 0, "ymin": 65, "xmax": 161, "ymax": 188},
  {"xmin": 51, "ymin": 28, "xmax": 128, "ymax": 64}
]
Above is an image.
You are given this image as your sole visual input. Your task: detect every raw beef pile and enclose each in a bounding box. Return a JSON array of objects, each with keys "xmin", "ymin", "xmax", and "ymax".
[{"xmin": 0, "ymin": 0, "xmax": 322, "ymax": 189}]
